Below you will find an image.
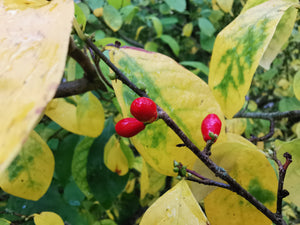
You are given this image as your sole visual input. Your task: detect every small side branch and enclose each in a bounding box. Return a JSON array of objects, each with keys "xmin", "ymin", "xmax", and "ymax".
[
  {"xmin": 186, "ymin": 168, "xmax": 231, "ymax": 189},
  {"xmin": 54, "ymin": 78, "xmax": 103, "ymax": 98},
  {"xmin": 272, "ymin": 151, "xmax": 292, "ymax": 217},
  {"xmin": 234, "ymin": 111, "xmax": 300, "ymax": 120},
  {"xmin": 249, "ymin": 119, "xmax": 275, "ymax": 144}
]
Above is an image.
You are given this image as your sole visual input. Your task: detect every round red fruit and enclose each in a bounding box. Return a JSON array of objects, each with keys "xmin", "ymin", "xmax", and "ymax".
[
  {"xmin": 201, "ymin": 114, "xmax": 222, "ymax": 142},
  {"xmin": 115, "ymin": 118, "xmax": 145, "ymax": 138},
  {"xmin": 130, "ymin": 97, "xmax": 157, "ymax": 123}
]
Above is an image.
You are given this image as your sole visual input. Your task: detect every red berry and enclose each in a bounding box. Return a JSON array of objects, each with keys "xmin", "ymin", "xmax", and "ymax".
[
  {"xmin": 201, "ymin": 114, "xmax": 222, "ymax": 142},
  {"xmin": 115, "ymin": 118, "xmax": 145, "ymax": 138},
  {"xmin": 130, "ymin": 97, "xmax": 157, "ymax": 123}
]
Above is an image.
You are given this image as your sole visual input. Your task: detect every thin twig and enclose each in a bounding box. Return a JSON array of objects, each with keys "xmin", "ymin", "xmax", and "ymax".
[
  {"xmin": 186, "ymin": 168, "xmax": 231, "ymax": 189},
  {"xmin": 88, "ymin": 47, "xmax": 113, "ymax": 89},
  {"xmin": 234, "ymin": 110, "xmax": 300, "ymax": 120},
  {"xmin": 68, "ymin": 37, "xmax": 106, "ymax": 90},
  {"xmin": 249, "ymin": 119, "xmax": 275, "ymax": 144},
  {"xmin": 186, "ymin": 177, "xmax": 231, "ymax": 189},
  {"xmin": 272, "ymin": 151, "xmax": 292, "ymax": 217},
  {"xmin": 85, "ymin": 38, "xmax": 287, "ymax": 225}
]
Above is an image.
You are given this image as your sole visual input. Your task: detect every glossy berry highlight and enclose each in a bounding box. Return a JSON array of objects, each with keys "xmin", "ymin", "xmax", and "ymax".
[
  {"xmin": 115, "ymin": 118, "xmax": 145, "ymax": 138},
  {"xmin": 130, "ymin": 97, "xmax": 157, "ymax": 123},
  {"xmin": 201, "ymin": 114, "xmax": 222, "ymax": 142}
]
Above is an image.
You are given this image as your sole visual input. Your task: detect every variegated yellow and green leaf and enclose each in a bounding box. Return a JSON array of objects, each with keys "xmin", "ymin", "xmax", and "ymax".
[
  {"xmin": 200, "ymin": 135, "xmax": 277, "ymax": 225},
  {"xmin": 140, "ymin": 180, "xmax": 210, "ymax": 225},
  {"xmin": 243, "ymin": 0, "xmax": 299, "ymax": 69},
  {"xmin": 0, "ymin": 0, "xmax": 73, "ymax": 174},
  {"xmin": 209, "ymin": 0, "xmax": 298, "ymax": 118},
  {"xmin": 190, "ymin": 133, "xmax": 276, "ymax": 210},
  {"xmin": 0, "ymin": 131, "xmax": 54, "ymax": 201},
  {"xmin": 276, "ymin": 138, "xmax": 300, "ymax": 208},
  {"xmin": 45, "ymin": 92, "xmax": 105, "ymax": 137},
  {"xmin": 107, "ymin": 46, "xmax": 225, "ymax": 176}
]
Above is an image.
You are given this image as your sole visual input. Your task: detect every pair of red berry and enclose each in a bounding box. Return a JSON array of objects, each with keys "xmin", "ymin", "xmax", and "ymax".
[
  {"xmin": 116, "ymin": 97, "xmax": 222, "ymax": 143},
  {"xmin": 115, "ymin": 97, "xmax": 158, "ymax": 138}
]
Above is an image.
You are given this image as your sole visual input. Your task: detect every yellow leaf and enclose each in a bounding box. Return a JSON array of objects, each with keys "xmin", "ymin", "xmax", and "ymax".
[
  {"xmin": 0, "ymin": 131, "xmax": 54, "ymax": 200},
  {"xmin": 209, "ymin": 0, "xmax": 298, "ymax": 118},
  {"xmin": 34, "ymin": 212, "xmax": 64, "ymax": 225},
  {"xmin": 140, "ymin": 180, "xmax": 209, "ymax": 225},
  {"xmin": 276, "ymin": 139, "xmax": 300, "ymax": 207},
  {"xmin": 294, "ymin": 70, "xmax": 300, "ymax": 100},
  {"xmin": 0, "ymin": 0, "xmax": 74, "ymax": 174},
  {"xmin": 140, "ymin": 159, "xmax": 165, "ymax": 200},
  {"xmin": 104, "ymin": 135, "xmax": 129, "ymax": 176},
  {"xmin": 108, "ymin": 46, "xmax": 225, "ymax": 176},
  {"xmin": 182, "ymin": 22, "xmax": 193, "ymax": 37},
  {"xmin": 204, "ymin": 187, "xmax": 273, "ymax": 225},
  {"xmin": 216, "ymin": 0, "xmax": 233, "ymax": 13},
  {"xmin": 292, "ymin": 122, "xmax": 300, "ymax": 138},
  {"xmin": 225, "ymin": 118, "xmax": 247, "ymax": 135},
  {"xmin": 45, "ymin": 92, "xmax": 105, "ymax": 137},
  {"xmin": 190, "ymin": 133, "xmax": 276, "ymax": 208}
]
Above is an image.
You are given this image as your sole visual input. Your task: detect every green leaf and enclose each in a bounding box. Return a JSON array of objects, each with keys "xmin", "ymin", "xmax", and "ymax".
[
  {"xmin": 279, "ymin": 97, "xmax": 300, "ymax": 112},
  {"xmin": 160, "ymin": 34, "xmax": 180, "ymax": 56},
  {"xmin": 87, "ymin": 118, "xmax": 129, "ymax": 209},
  {"xmin": 120, "ymin": 5, "xmax": 139, "ymax": 24},
  {"xmin": 144, "ymin": 41, "xmax": 158, "ymax": 52},
  {"xmin": 54, "ymin": 134, "xmax": 80, "ymax": 185},
  {"xmin": 63, "ymin": 179, "xmax": 85, "ymax": 206},
  {"xmin": 200, "ymin": 32, "xmax": 215, "ymax": 52},
  {"xmin": 98, "ymin": 219, "xmax": 117, "ymax": 225},
  {"xmin": 85, "ymin": 0, "xmax": 104, "ymax": 11},
  {"xmin": 164, "ymin": 0, "xmax": 186, "ymax": 12},
  {"xmin": 208, "ymin": 0, "xmax": 298, "ymax": 118},
  {"xmin": 0, "ymin": 218, "xmax": 10, "ymax": 225},
  {"xmin": 198, "ymin": 17, "xmax": 215, "ymax": 37},
  {"xmin": 107, "ymin": 46, "xmax": 225, "ymax": 176},
  {"xmin": 150, "ymin": 16, "xmax": 163, "ymax": 37},
  {"xmin": 276, "ymin": 139, "xmax": 300, "ymax": 207},
  {"xmin": 72, "ymin": 136, "xmax": 95, "ymax": 199},
  {"xmin": 0, "ymin": 131, "xmax": 54, "ymax": 201},
  {"xmin": 180, "ymin": 61, "xmax": 209, "ymax": 76},
  {"xmin": 75, "ymin": 3, "xmax": 87, "ymax": 31},
  {"xmin": 103, "ymin": 5, "xmax": 123, "ymax": 32},
  {"xmin": 7, "ymin": 183, "xmax": 89, "ymax": 225},
  {"xmin": 107, "ymin": 0, "xmax": 131, "ymax": 9}
]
